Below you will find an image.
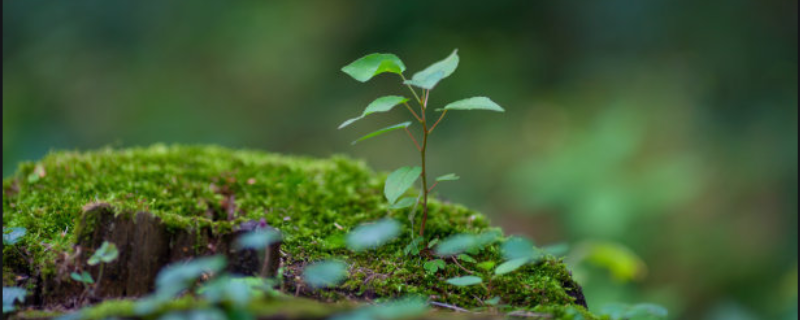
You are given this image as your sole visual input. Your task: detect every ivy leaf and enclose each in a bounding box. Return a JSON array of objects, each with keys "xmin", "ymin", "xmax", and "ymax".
[
  {"xmin": 339, "ymin": 96, "xmax": 409, "ymax": 129},
  {"xmin": 352, "ymin": 122, "xmax": 412, "ymax": 145},
  {"xmin": 88, "ymin": 241, "xmax": 119, "ymax": 266},
  {"xmin": 236, "ymin": 229, "xmax": 282, "ymax": 250},
  {"xmin": 437, "ymin": 97, "xmax": 505, "ymax": 112},
  {"xmin": 388, "ymin": 197, "xmax": 417, "ymax": 210},
  {"xmin": 341, "ymin": 53, "xmax": 406, "ymax": 82},
  {"xmin": 2, "ymin": 228, "xmax": 26, "ymax": 245},
  {"xmin": 404, "ymin": 49, "xmax": 459, "ymax": 89},
  {"xmin": 2, "ymin": 287, "xmax": 26, "ymax": 314},
  {"xmin": 435, "ymin": 173, "xmax": 460, "ymax": 182},
  {"xmin": 302, "ymin": 260, "xmax": 348, "ymax": 289},
  {"xmin": 494, "ymin": 257, "xmax": 530, "ymax": 276},
  {"xmin": 445, "ymin": 276, "xmax": 482, "ymax": 287},
  {"xmin": 384, "ymin": 166, "xmax": 422, "ymax": 205},
  {"xmin": 346, "ymin": 218, "xmax": 401, "ymax": 252}
]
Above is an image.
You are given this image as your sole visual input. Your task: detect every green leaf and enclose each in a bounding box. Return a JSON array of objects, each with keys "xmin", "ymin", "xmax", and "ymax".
[
  {"xmin": 435, "ymin": 173, "xmax": 460, "ymax": 181},
  {"xmin": 403, "ymin": 236, "xmax": 424, "ymax": 256},
  {"xmin": 339, "ymin": 96, "xmax": 409, "ymax": 129},
  {"xmin": 155, "ymin": 255, "xmax": 227, "ymax": 298},
  {"xmin": 88, "ymin": 241, "xmax": 119, "ymax": 266},
  {"xmin": 494, "ymin": 257, "xmax": 529, "ymax": 276},
  {"xmin": 457, "ymin": 254, "xmax": 476, "ymax": 263},
  {"xmin": 70, "ymin": 272, "xmax": 94, "ymax": 284},
  {"xmin": 485, "ymin": 296, "xmax": 501, "ymax": 306},
  {"xmin": 346, "ymin": 218, "xmax": 401, "ymax": 252},
  {"xmin": 384, "ymin": 166, "xmax": 422, "ymax": 205},
  {"xmin": 404, "ymin": 49, "xmax": 459, "ymax": 89},
  {"xmin": 388, "ymin": 197, "xmax": 416, "ymax": 210},
  {"xmin": 542, "ymin": 243, "xmax": 570, "ymax": 257},
  {"xmin": 476, "ymin": 261, "xmax": 496, "ymax": 271},
  {"xmin": 2, "ymin": 287, "xmax": 26, "ymax": 314},
  {"xmin": 435, "ymin": 234, "xmax": 477, "ymax": 257},
  {"xmin": 501, "ymin": 236, "xmax": 540, "ymax": 261},
  {"xmin": 438, "ymin": 97, "xmax": 504, "ymax": 112},
  {"xmin": 236, "ymin": 229, "xmax": 282, "ymax": 250},
  {"xmin": 627, "ymin": 303, "xmax": 668, "ymax": 318},
  {"xmin": 351, "ymin": 121, "xmax": 412, "ymax": 145},
  {"xmin": 423, "ymin": 259, "xmax": 446, "ymax": 275},
  {"xmin": 369, "ymin": 296, "xmax": 429, "ymax": 319},
  {"xmin": 3, "ymin": 228, "xmax": 26, "ymax": 245},
  {"xmin": 445, "ymin": 276, "xmax": 482, "ymax": 287},
  {"xmin": 342, "ymin": 53, "xmax": 406, "ymax": 82},
  {"xmin": 302, "ymin": 260, "xmax": 348, "ymax": 289},
  {"xmin": 427, "ymin": 238, "xmax": 440, "ymax": 249}
]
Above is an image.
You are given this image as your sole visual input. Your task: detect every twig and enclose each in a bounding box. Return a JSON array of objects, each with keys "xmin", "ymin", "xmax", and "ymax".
[
  {"xmin": 451, "ymin": 257, "xmax": 474, "ymax": 274},
  {"xmin": 428, "ymin": 181, "xmax": 439, "ymax": 193},
  {"xmin": 428, "ymin": 110, "xmax": 448, "ymax": 133},
  {"xmin": 429, "ymin": 301, "xmax": 473, "ymax": 313},
  {"xmin": 404, "ymin": 127, "xmax": 422, "ymax": 151},
  {"xmin": 404, "ymin": 102, "xmax": 423, "ymax": 122}
]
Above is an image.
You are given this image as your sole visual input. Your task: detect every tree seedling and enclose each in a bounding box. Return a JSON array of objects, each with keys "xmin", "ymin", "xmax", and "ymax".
[
  {"xmin": 71, "ymin": 241, "xmax": 119, "ymax": 297},
  {"xmin": 340, "ymin": 49, "xmax": 505, "ymax": 239}
]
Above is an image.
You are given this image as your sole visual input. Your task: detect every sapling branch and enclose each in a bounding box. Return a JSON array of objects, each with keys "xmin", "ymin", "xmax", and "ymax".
[
  {"xmin": 403, "ymin": 102, "xmax": 423, "ymax": 122},
  {"xmin": 404, "ymin": 127, "xmax": 422, "ymax": 151},
  {"xmin": 400, "ymin": 74, "xmax": 423, "ymax": 105},
  {"xmin": 428, "ymin": 181, "xmax": 438, "ymax": 193},
  {"xmin": 429, "ymin": 110, "xmax": 448, "ymax": 134}
]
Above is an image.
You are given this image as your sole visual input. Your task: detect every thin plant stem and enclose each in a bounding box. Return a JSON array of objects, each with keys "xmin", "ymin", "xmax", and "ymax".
[
  {"xmin": 404, "ymin": 127, "xmax": 422, "ymax": 151},
  {"xmin": 428, "ymin": 181, "xmax": 439, "ymax": 193},
  {"xmin": 403, "ymin": 102, "xmax": 423, "ymax": 122},
  {"xmin": 93, "ymin": 264, "xmax": 105, "ymax": 297},
  {"xmin": 428, "ymin": 110, "xmax": 448, "ymax": 134},
  {"xmin": 419, "ymin": 90, "xmax": 430, "ymax": 237},
  {"xmin": 400, "ymin": 74, "xmax": 423, "ymax": 105}
]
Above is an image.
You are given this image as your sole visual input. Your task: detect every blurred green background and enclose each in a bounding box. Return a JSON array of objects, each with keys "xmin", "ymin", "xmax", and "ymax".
[{"xmin": 3, "ymin": 1, "xmax": 797, "ymax": 319}]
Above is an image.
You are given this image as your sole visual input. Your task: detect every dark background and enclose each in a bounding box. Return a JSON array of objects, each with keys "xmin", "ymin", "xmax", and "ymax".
[{"xmin": 3, "ymin": 1, "xmax": 797, "ymax": 319}]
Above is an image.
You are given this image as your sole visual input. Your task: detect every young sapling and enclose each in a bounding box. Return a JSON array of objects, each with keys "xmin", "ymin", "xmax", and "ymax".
[{"xmin": 340, "ymin": 49, "xmax": 504, "ymax": 239}]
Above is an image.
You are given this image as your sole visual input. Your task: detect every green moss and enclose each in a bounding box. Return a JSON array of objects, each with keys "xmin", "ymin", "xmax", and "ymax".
[{"xmin": 2, "ymin": 144, "xmax": 599, "ymax": 318}]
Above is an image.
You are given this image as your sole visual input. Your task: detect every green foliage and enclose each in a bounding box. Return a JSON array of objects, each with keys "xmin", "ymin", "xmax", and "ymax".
[
  {"xmin": 341, "ymin": 53, "xmax": 406, "ymax": 82},
  {"xmin": 457, "ymin": 254, "xmax": 476, "ymax": 263},
  {"xmin": 88, "ymin": 241, "xmax": 119, "ymax": 266},
  {"xmin": 435, "ymin": 231, "xmax": 498, "ymax": 257},
  {"xmin": 445, "ymin": 276, "xmax": 483, "ymax": 287},
  {"xmin": 384, "ymin": 166, "xmax": 422, "ymax": 205},
  {"xmin": 330, "ymin": 296, "xmax": 428, "ymax": 320},
  {"xmin": 155, "ymin": 255, "xmax": 227, "ymax": 298},
  {"xmin": 2, "ymin": 287, "xmax": 26, "ymax": 313},
  {"xmin": 2, "ymin": 227, "xmax": 25, "ymax": 245},
  {"xmin": 542, "ymin": 243, "xmax": 570, "ymax": 258},
  {"xmin": 236, "ymin": 229, "xmax": 282, "ymax": 250},
  {"xmin": 435, "ymin": 173, "xmax": 460, "ymax": 182},
  {"xmin": 494, "ymin": 258, "xmax": 530, "ymax": 276},
  {"xmin": 388, "ymin": 197, "xmax": 416, "ymax": 210},
  {"xmin": 423, "ymin": 259, "xmax": 446, "ymax": 275},
  {"xmin": 70, "ymin": 271, "xmax": 94, "ymax": 284},
  {"xmin": 302, "ymin": 260, "xmax": 348, "ymax": 289},
  {"xmin": 501, "ymin": 236, "xmax": 540, "ymax": 261},
  {"xmin": 438, "ymin": 97, "xmax": 505, "ymax": 112},
  {"xmin": 340, "ymin": 50, "xmax": 504, "ymax": 240},
  {"xmin": 346, "ymin": 218, "xmax": 401, "ymax": 252},
  {"xmin": 339, "ymin": 96, "xmax": 409, "ymax": 129},
  {"xmin": 403, "ymin": 49, "xmax": 460, "ymax": 90},
  {"xmin": 599, "ymin": 303, "xmax": 668, "ymax": 320},
  {"xmin": 351, "ymin": 122, "xmax": 412, "ymax": 145}
]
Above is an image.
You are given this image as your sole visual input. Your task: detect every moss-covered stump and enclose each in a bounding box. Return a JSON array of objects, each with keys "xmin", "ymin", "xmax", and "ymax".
[{"xmin": 2, "ymin": 145, "xmax": 594, "ymax": 319}]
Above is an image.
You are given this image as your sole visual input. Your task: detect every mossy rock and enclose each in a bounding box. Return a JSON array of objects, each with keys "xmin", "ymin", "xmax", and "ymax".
[{"xmin": 2, "ymin": 145, "xmax": 596, "ymax": 319}]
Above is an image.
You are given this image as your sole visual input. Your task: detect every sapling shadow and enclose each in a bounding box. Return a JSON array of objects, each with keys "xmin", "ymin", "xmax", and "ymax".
[{"xmin": 339, "ymin": 49, "xmax": 505, "ymax": 240}]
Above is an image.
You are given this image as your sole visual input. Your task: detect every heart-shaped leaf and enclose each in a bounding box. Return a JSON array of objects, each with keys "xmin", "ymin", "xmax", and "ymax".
[
  {"xmin": 342, "ymin": 53, "xmax": 406, "ymax": 82},
  {"xmin": 346, "ymin": 218, "xmax": 401, "ymax": 252},
  {"xmin": 404, "ymin": 49, "xmax": 459, "ymax": 89},
  {"xmin": 352, "ymin": 122, "xmax": 412, "ymax": 145},
  {"xmin": 438, "ymin": 97, "xmax": 504, "ymax": 112},
  {"xmin": 384, "ymin": 166, "xmax": 422, "ymax": 205},
  {"xmin": 445, "ymin": 276, "xmax": 482, "ymax": 287},
  {"xmin": 339, "ymin": 96, "xmax": 409, "ymax": 129}
]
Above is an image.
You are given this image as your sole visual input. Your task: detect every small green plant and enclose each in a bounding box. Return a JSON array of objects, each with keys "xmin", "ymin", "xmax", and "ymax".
[
  {"xmin": 71, "ymin": 241, "xmax": 119, "ymax": 296},
  {"xmin": 2, "ymin": 287, "xmax": 26, "ymax": 314},
  {"xmin": 340, "ymin": 49, "xmax": 505, "ymax": 238}
]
